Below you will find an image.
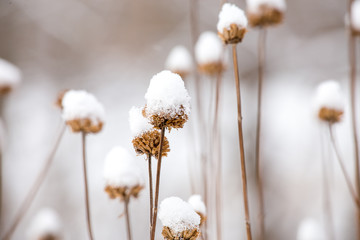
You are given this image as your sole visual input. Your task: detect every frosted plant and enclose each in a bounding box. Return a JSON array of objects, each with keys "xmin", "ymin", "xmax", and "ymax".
[
  {"xmin": 165, "ymin": 45, "xmax": 193, "ymax": 79},
  {"xmin": 246, "ymin": 0, "xmax": 286, "ymax": 27},
  {"xmin": 296, "ymin": 218, "xmax": 325, "ymax": 240},
  {"xmin": 104, "ymin": 146, "xmax": 144, "ymax": 240},
  {"xmin": 314, "ymin": 80, "xmax": 344, "ymax": 124},
  {"xmin": 217, "ymin": 3, "xmax": 248, "ymax": 44},
  {"xmin": 61, "ymin": 90, "xmax": 105, "ymax": 134},
  {"xmin": 188, "ymin": 195, "xmax": 207, "ymax": 226},
  {"xmin": 195, "ymin": 31, "xmax": 226, "ymax": 76},
  {"xmin": 26, "ymin": 208, "xmax": 62, "ymax": 240},
  {"xmin": 351, "ymin": 0, "xmax": 360, "ymax": 34},
  {"xmin": 159, "ymin": 197, "xmax": 201, "ymax": 240},
  {"xmin": 0, "ymin": 58, "xmax": 21, "ymax": 95}
]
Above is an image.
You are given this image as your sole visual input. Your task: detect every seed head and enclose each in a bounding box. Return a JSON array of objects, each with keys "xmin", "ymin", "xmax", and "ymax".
[
  {"xmin": 165, "ymin": 45, "xmax": 193, "ymax": 79},
  {"xmin": 246, "ymin": 0, "xmax": 286, "ymax": 27}
]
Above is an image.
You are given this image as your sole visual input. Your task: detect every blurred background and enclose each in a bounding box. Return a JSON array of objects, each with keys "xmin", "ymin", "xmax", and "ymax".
[{"xmin": 0, "ymin": 0, "xmax": 358, "ymax": 239}]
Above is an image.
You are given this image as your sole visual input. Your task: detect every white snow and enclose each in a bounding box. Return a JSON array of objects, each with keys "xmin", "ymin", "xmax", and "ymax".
[
  {"xmin": 61, "ymin": 90, "xmax": 105, "ymax": 124},
  {"xmin": 351, "ymin": 0, "xmax": 360, "ymax": 31},
  {"xmin": 246, "ymin": 0, "xmax": 286, "ymax": 13},
  {"xmin": 144, "ymin": 70, "xmax": 191, "ymax": 118},
  {"xmin": 188, "ymin": 195, "xmax": 206, "ymax": 215},
  {"xmin": 296, "ymin": 218, "xmax": 325, "ymax": 240},
  {"xmin": 313, "ymin": 80, "xmax": 344, "ymax": 113},
  {"xmin": 217, "ymin": 3, "xmax": 248, "ymax": 33},
  {"xmin": 103, "ymin": 146, "xmax": 144, "ymax": 188},
  {"xmin": 129, "ymin": 106, "xmax": 153, "ymax": 137},
  {"xmin": 26, "ymin": 208, "xmax": 62, "ymax": 240},
  {"xmin": 195, "ymin": 31, "xmax": 224, "ymax": 65},
  {"xmin": 0, "ymin": 58, "xmax": 21, "ymax": 88},
  {"xmin": 159, "ymin": 196, "xmax": 200, "ymax": 234},
  {"xmin": 165, "ymin": 45, "xmax": 193, "ymax": 73}
]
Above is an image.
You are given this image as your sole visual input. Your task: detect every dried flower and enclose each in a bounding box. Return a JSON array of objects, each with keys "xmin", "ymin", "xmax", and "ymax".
[
  {"xmin": 351, "ymin": 0, "xmax": 360, "ymax": 35},
  {"xmin": 195, "ymin": 32, "xmax": 227, "ymax": 75},
  {"xmin": 55, "ymin": 89, "xmax": 69, "ymax": 109},
  {"xmin": 0, "ymin": 58, "xmax": 21, "ymax": 95},
  {"xmin": 165, "ymin": 46, "xmax": 193, "ymax": 79},
  {"xmin": 296, "ymin": 218, "xmax": 325, "ymax": 240},
  {"xmin": 61, "ymin": 90, "xmax": 105, "ymax": 133},
  {"xmin": 159, "ymin": 197, "xmax": 201, "ymax": 240},
  {"xmin": 144, "ymin": 70, "xmax": 190, "ymax": 130},
  {"xmin": 246, "ymin": 0, "xmax": 286, "ymax": 27},
  {"xmin": 217, "ymin": 3, "xmax": 248, "ymax": 44},
  {"xmin": 26, "ymin": 208, "xmax": 62, "ymax": 240},
  {"xmin": 103, "ymin": 146, "xmax": 144, "ymax": 201},
  {"xmin": 188, "ymin": 195, "xmax": 207, "ymax": 226},
  {"xmin": 313, "ymin": 80, "xmax": 344, "ymax": 124}
]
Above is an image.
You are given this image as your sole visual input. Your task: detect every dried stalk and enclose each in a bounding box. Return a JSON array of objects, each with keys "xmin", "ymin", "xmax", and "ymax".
[
  {"xmin": 328, "ymin": 124, "xmax": 360, "ymax": 208},
  {"xmin": 124, "ymin": 197, "xmax": 132, "ymax": 240},
  {"xmin": 148, "ymin": 153, "xmax": 154, "ymax": 231},
  {"xmin": 255, "ymin": 28, "xmax": 266, "ymax": 240},
  {"xmin": 2, "ymin": 123, "xmax": 66, "ymax": 240},
  {"xmin": 150, "ymin": 126, "xmax": 165, "ymax": 240},
  {"xmin": 81, "ymin": 132, "xmax": 95, "ymax": 240},
  {"xmin": 0, "ymin": 96, "xmax": 4, "ymax": 226},
  {"xmin": 232, "ymin": 44, "xmax": 253, "ymax": 240}
]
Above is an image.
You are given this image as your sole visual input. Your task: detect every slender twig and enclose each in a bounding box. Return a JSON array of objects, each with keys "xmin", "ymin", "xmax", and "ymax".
[
  {"xmin": 214, "ymin": 71, "xmax": 223, "ymax": 240},
  {"xmin": 150, "ymin": 126, "xmax": 165, "ymax": 240},
  {"xmin": 124, "ymin": 197, "xmax": 132, "ymax": 240},
  {"xmin": 232, "ymin": 44, "xmax": 253, "ymax": 240},
  {"xmin": 328, "ymin": 124, "xmax": 360, "ymax": 208},
  {"xmin": 255, "ymin": 28, "xmax": 266, "ymax": 240},
  {"xmin": 0, "ymin": 96, "xmax": 4, "ymax": 226},
  {"xmin": 147, "ymin": 154, "xmax": 154, "ymax": 231},
  {"xmin": 81, "ymin": 132, "xmax": 95, "ymax": 240},
  {"xmin": 2, "ymin": 123, "xmax": 66, "ymax": 240}
]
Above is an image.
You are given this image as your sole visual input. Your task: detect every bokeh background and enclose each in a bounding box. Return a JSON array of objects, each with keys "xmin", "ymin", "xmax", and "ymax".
[{"xmin": 0, "ymin": 0, "xmax": 358, "ymax": 239}]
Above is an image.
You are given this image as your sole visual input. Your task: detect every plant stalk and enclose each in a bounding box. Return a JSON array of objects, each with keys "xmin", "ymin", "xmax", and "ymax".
[
  {"xmin": 124, "ymin": 197, "xmax": 132, "ymax": 240},
  {"xmin": 255, "ymin": 28, "xmax": 266, "ymax": 240},
  {"xmin": 147, "ymin": 154, "xmax": 153, "ymax": 231},
  {"xmin": 82, "ymin": 132, "xmax": 95, "ymax": 240},
  {"xmin": 150, "ymin": 126, "xmax": 165, "ymax": 240},
  {"xmin": 2, "ymin": 123, "xmax": 65, "ymax": 240},
  {"xmin": 232, "ymin": 44, "xmax": 253, "ymax": 240}
]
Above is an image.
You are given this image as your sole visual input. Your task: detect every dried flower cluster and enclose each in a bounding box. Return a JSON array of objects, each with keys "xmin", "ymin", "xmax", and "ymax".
[{"xmin": 246, "ymin": 0, "xmax": 286, "ymax": 27}]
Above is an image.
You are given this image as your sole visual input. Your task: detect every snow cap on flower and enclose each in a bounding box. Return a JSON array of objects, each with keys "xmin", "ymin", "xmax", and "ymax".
[
  {"xmin": 26, "ymin": 208, "xmax": 62, "ymax": 240},
  {"xmin": 0, "ymin": 58, "xmax": 21, "ymax": 94},
  {"xmin": 144, "ymin": 70, "xmax": 190, "ymax": 129},
  {"xmin": 62, "ymin": 90, "xmax": 105, "ymax": 133},
  {"xmin": 129, "ymin": 106, "xmax": 153, "ymax": 137},
  {"xmin": 351, "ymin": 0, "xmax": 360, "ymax": 33},
  {"xmin": 159, "ymin": 196, "xmax": 200, "ymax": 235},
  {"xmin": 103, "ymin": 146, "xmax": 144, "ymax": 188},
  {"xmin": 246, "ymin": 0, "xmax": 286, "ymax": 27},
  {"xmin": 188, "ymin": 195, "xmax": 206, "ymax": 215},
  {"xmin": 313, "ymin": 80, "xmax": 344, "ymax": 123},
  {"xmin": 217, "ymin": 3, "xmax": 248, "ymax": 44},
  {"xmin": 165, "ymin": 45, "xmax": 193, "ymax": 79},
  {"xmin": 296, "ymin": 218, "xmax": 325, "ymax": 240}
]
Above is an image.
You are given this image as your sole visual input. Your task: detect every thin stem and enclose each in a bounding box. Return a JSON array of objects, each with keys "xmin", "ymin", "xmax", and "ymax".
[
  {"xmin": 328, "ymin": 124, "xmax": 360, "ymax": 208},
  {"xmin": 255, "ymin": 28, "xmax": 266, "ymax": 240},
  {"xmin": 0, "ymin": 95, "xmax": 5, "ymax": 227},
  {"xmin": 2, "ymin": 124, "xmax": 66, "ymax": 240},
  {"xmin": 214, "ymin": 71, "xmax": 223, "ymax": 240},
  {"xmin": 124, "ymin": 197, "xmax": 132, "ymax": 240},
  {"xmin": 82, "ymin": 132, "xmax": 95, "ymax": 240},
  {"xmin": 150, "ymin": 126, "xmax": 165, "ymax": 240},
  {"xmin": 147, "ymin": 154, "xmax": 153, "ymax": 231},
  {"xmin": 232, "ymin": 44, "xmax": 253, "ymax": 240}
]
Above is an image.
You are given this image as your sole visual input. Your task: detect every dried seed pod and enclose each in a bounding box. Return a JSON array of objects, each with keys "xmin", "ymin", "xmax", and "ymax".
[
  {"xmin": 162, "ymin": 226, "xmax": 200, "ymax": 240},
  {"xmin": 247, "ymin": 4, "xmax": 284, "ymax": 27},
  {"xmin": 318, "ymin": 107, "xmax": 343, "ymax": 124},
  {"xmin": 132, "ymin": 129, "xmax": 170, "ymax": 158},
  {"xmin": 66, "ymin": 118, "xmax": 103, "ymax": 134},
  {"xmin": 104, "ymin": 185, "xmax": 144, "ymax": 201}
]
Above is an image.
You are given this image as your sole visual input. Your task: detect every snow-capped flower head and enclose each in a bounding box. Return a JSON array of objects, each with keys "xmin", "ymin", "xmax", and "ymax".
[
  {"xmin": 217, "ymin": 3, "xmax": 248, "ymax": 44},
  {"xmin": 159, "ymin": 196, "xmax": 201, "ymax": 240},
  {"xmin": 144, "ymin": 70, "xmax": 191, "ymax": 130},
  {"xmin": 246, "ymin": 0, "xmax": 286, "ymax": 27},
  {"xmin": 129, "ymin": 106, "xmax": 170, "ymax": 158},
  {"xmin": 313, "ymin": 80, "xmax": 344, "ymax": 124},
  {"xmin": 296, "ymin": 218, "xmax": 325, "ymax": 240},
  {"xmin": 26, "ymin": 208, "xmax": 62, "ymax": 240},
  {"xmin": 165, "ymin": 45, "xmax": 193, "ymax": 79},
  {"xmin": 0, "ymin": 58, "xmax": 21, "ymax": 94},
  {"xmin": 195, "ymin": 31, "xmax": 227, "ymax": 76},
  {"xmin": 61, "ymin": 90, "xmax": 105, "ymax": 134},
  {"xmin": 103, "ymin": 146, "xmax": 144, "ymax": 200},
  {"xmin": 188, "ymin": 195, "xmax": 207, "ymax": 226},
  {"xmin": 351, "ymin": 0, "xmax": 360, "ymax": 34}
]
